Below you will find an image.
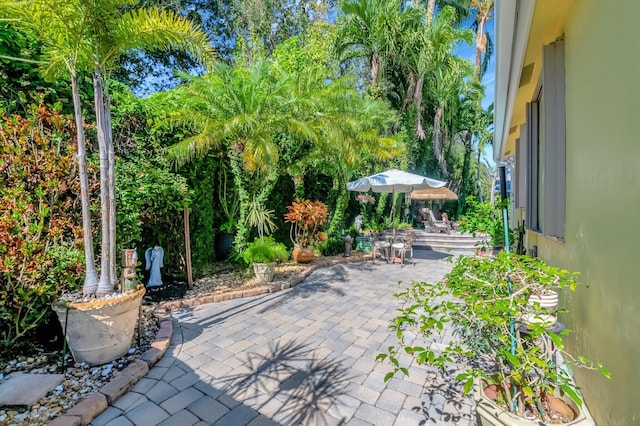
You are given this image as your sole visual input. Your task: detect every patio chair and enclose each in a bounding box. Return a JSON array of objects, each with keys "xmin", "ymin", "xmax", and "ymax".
[
  {"xmin": 372, "ymin": 233, "xmax": 392, "ymax": 264},
  {"xmin": 422, "ymin": 208, "xmax": 451, "ymax": 234},
  {"xmin": 391, "ymin": 232, "xmax": 416, "ymax": 267}
]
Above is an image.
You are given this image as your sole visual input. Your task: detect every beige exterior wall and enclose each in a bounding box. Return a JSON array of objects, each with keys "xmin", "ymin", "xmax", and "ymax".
[{"xmin": 526, "ymin": 0, "xmax": 640, "ymax": 423}]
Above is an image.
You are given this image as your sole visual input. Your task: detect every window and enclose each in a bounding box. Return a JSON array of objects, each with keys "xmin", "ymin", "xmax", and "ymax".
[{"xmin": 525, "ymin": 38, "xmax": 566, "ymax": 240}]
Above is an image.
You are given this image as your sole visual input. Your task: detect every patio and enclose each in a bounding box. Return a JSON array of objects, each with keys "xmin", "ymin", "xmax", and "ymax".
[{"xmin": 91, "ymin": 250, "xmax": 477, "ymax": 426}]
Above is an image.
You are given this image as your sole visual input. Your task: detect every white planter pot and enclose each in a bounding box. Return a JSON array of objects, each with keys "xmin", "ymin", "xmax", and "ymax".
[
  {"xmin": 528, "ymin": 290, "xmax": 559, "ymax": 312},
  {"xmin": 52, "ymin": 288, "xmax": 145, "ymax": 366},
  {"xmin": 253, "ymin": 262, "xmax": 276, "ymax": 283},
  {"xmin": 523, "ymin": 290, "xmax": 559, "ymax": 327},
  {"xmin": 474, "ymin": 379, "xmax": 595, "ymax": 426}
]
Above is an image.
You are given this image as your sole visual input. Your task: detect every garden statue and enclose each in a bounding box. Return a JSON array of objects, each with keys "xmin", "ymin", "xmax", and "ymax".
[
  {"xmin": 145, "ymin": 246, "xmax": 164, "ymax": 287},
  {"xmin": 354, "ymin": 215, "xmax": 363, "ymax": 231},
  {"xmin": 121, "ymin": 249, "xmax": 138, "ymax": 291}
]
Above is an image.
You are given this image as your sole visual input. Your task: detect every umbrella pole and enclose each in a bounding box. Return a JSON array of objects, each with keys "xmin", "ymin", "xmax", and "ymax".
[{"xmin": 391, "ymin": 193, "xmax": 396, "ymax": 238}]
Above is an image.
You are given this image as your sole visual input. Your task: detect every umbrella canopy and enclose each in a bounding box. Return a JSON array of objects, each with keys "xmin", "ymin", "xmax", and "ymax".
[
  {"xmin": 410, "ymin": 186, "xmax": 458, "ymax": 201},
  {"xmin": 347, "ymin": 169, "xmax": 446, "ymax": 236},
  {"xmin": 346, "ymin": 169, "xmax": 445, "ymax": 193}
]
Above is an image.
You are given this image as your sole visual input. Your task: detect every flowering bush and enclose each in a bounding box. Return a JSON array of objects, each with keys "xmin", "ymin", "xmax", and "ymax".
[
  {"xmin": 284, "ymin": 199, "xmax": 328, "ymax": 247},
  {"xmin": 355, "ymin": 194, "xmax": 376, "ymax": 205}
]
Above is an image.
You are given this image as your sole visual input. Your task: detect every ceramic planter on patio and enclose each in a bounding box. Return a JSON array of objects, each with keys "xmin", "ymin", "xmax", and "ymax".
[
  {"xmin": 474, "ymin": 378, "xmax": 596, "ymax": 426},
  {"xmin": 292, "ymin": 245, "xmax": 314, "ymax": 263},
  {"xmin": 52, "ymin": 288, "xmax": 145, "ymax": 366}
]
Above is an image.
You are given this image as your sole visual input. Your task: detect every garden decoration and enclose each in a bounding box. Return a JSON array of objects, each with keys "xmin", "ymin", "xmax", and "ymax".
[
  {"xmin": 347, "ymin": 168, "xmax": 445, "ymax": 236},
  {"xmin": 121, "ymin": 249, "xmax": 138, "ymax": 292},
  {"xmin": 145, "ymin": 246, "xmax": 164, "ymax": 287}
]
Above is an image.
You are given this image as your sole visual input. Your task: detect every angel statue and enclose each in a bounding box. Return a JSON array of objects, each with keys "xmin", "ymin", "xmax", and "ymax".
[{"xmin": 145, "ymin": 246, "xmax": 164, "ymax": 287}]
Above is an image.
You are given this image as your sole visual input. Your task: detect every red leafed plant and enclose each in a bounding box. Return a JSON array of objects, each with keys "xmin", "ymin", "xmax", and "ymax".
[
  {"xmin": 0, "ymin": 100, "xmax": 86, "ymax": 352},
  {"xmin": 284, "ymin": 199, "xmax": 328, "ymax": 247}
]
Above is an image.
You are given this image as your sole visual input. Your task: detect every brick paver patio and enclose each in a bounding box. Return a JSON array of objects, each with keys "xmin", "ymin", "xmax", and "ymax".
[{"xmin": 91, "ymin": 250, "xmax": 477, "ymax": 426}]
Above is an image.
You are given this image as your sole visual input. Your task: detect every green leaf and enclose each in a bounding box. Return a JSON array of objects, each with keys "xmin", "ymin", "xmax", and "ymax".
[
  {"xmin": 384, "ymin": 372, "xmax": 395, "ymax": 382},
  {"xmin": 463, "ymin": 377, "xmax": 474, "ymax": 395}
]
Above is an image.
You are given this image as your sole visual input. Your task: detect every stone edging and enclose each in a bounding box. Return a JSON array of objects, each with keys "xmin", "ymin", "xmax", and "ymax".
[
  {"xmin": 46, "ymin": 254, "xmax": 369, "ymax": 425},
  {"xmin": 158, "ymin": 255, "xmax": 371, "ymax": 312},
  {"xmin": 46, "ymin": 312, "xmax": 174, "ymax": 426}
]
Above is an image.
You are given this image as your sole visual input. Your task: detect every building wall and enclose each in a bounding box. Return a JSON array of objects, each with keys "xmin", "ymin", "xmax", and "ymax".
[{"xmin": 527, "ymin": 0, "xmax": 640, "ymax": 423}]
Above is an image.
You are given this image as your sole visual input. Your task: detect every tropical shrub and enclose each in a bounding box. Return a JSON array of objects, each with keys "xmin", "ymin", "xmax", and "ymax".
[
  {"xmin": 0, "ymin": 102, "xmax": 84, "ymax": 351},
  {"xmin": 241, "ymin": 237, "xmax": 288, "ymax": 265}
]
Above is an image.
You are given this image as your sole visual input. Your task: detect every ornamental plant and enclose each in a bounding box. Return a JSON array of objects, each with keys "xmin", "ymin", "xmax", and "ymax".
[
  {"xmin": 241, "ymin": 237, "xmax": 288, "ymax": 265},
  {"xmin": 379, "ymin": 252, "xmax": 609, "ymax": 421},
  {"xmin": 284, "ymin": 199, "xmax": 328, "ymax": 247},
  {"xmin": 0, "ymin": 102, "xmax": 84, "ymax": 351}
]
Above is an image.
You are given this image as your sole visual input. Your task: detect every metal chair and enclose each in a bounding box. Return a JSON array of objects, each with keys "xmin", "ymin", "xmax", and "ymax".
[
  {"xmin": 391, "ymin": 232, "xmax": 416, "ymax": 266},
  {"xmin": 372, "ymin": 233, "xmax": 391, "ymax": 263}
]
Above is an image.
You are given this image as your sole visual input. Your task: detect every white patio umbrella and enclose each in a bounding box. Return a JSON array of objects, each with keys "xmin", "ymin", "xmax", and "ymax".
[{"xmin": 347, "ymin": 169, "xmax": 446, "ymax": 234}]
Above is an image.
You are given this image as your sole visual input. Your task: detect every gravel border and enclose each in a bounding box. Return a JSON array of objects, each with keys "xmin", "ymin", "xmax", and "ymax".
[{"xmin": 46, "ymin": 254, "xmax": 370, "ymax": 425}]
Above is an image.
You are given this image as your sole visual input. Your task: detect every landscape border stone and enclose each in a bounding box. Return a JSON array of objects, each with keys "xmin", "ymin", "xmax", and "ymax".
[{"xmin": 46, "ymin": 254, "xmax": 369, "ymax": 425}]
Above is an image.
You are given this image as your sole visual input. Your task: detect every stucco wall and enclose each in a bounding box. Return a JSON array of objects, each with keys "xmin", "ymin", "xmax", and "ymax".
[{"xmin": 529, "ymin": 0, "xmax": 640, "ymax": 423}]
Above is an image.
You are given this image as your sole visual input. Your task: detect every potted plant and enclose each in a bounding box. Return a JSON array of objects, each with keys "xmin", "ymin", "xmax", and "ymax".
[
  {"xmin": 284, "ymin": 199, "xmax": 328, "ymax": 263},
  {"xmin": 379, "ymin": 252, "xmax": 609, "ymax": 425},
  {"xmin": 215, "ymin": 167, "xmax": 240, "ymax": 260},
  {"xmin": 241, "ymin": 237, "xmax": 288, "ymax": 283},
  {"xmin": 240, "ymin": 198, "xmax": 287, "ymax": 283}
]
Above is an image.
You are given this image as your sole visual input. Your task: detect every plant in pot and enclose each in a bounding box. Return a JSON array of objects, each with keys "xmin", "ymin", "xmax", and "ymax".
[
  {"xmin": 379, "ymin": 252, "xmax": 609, "ymax": 425},
  {"xmin": 241, "ymin": 198, "xmax": 287, "ymax": 283},
  {"xmin": 215, "ymin": 167, "xmax": 240, "ymax": 260},
  {"xmin": 284, "ymin": 199, "xmax": 328, "ymax": 263}
]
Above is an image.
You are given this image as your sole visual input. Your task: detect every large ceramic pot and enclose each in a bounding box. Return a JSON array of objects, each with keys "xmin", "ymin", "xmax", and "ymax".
[
  {"xmin": 474, "ymin": 378, "xmax": 595, "ymax": 426},
  {"xmin": 52, "ymin": 288, "xmax": 145, "ymax": 366},
  {"xmin": 253, "ymin": 262, "xmax": 276, "ymax": 283},
  {"xmin": 522, "ymin": 290, "xmax": 559, "ymax": 327},
  {"xmin": 215, "ymin": 232, "xmax": 234, "ymax": 260},
  {"xmin": 292, "ymin": 246, "xmax": 314, "ymax": 263}
]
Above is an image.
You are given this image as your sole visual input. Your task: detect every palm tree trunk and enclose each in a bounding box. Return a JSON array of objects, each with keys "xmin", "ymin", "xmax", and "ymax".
[
  {"xmin": 433, "ymin": 106, "xmax": 448, "ymax": 177},
  {"xmin": 413, "ymin": 76, "xmax": 426, "ymax": 140},
  {"xmin": 477, "ymin": 148, "xmax": 484, "ymax": 202},
  {"xmin": 475, "ymin": 15, "xmax": 488, "ymax": 78},
  {"xmin": 72, "ymin": 74, "xmax": 99, "ymax": 296},
  {"xmin": 456, "ymin": 131, "xmax": 473, "ymax": 217},
  {"xmin": 93, "ymin": 70, "xmax": 112, "ymax": 296},
  {"xmin": 103, "ymin": 82, "xmax": 117, "ymax": 288},
  {"xmin": 371, "ymin": 51, "xmax": 380, "ymax": 87},
  {"xmin": 229, "ymin": 144, "xmax": 250, "ymax": 252},
  {"xmin": 404, "ymin": 72, "xmax": 416, "ymax": 109},
  {"xmin": 426, "ymin": 0, "xmax": 436, "ymax": 25}
]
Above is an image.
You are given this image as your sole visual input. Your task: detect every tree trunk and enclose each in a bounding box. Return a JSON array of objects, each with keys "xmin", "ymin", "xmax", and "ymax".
[
  {"xmin": 371, "ymin": 51, "xmax": 380, "ymax": 87},
  {"xmin": 477, "ymin": 148, "xmax": 484, "ymax": 202},
  {"xmin": 475, "ymin": 15, "xmax": 488, "ymax": 78},
  {"xmin": 456, "ymin": 131, "xmax": 473, "ymax": 217},
  {"xmin": 404, "ymin": 71, "xmax": 416, "ymax": 109},
  {"xmin": 229, "ymin": 144, "xmax": 250, "ymax": 252},
  {"xmin": 426, "ymin": 0, "xmax": 436, "ymax": 25},
  {"xmin": 93, "ymin": 70, "xmax": 112, "ymax": 296},
  {"xmin": 327, "ymin": 186, "xmax": 349, "ymax": 236},
  {"xmin": 432, "ymin": 106, "xmax": 448, "ymax": 177},
  {"xmin": 413, "ymin": 76, "xmax": 426, "ymax": 140},
  {"xmin": 103, "ymin": 83, "xmax": 117, "ymax": 288},
  {"xmin": 72, "ymin": 74, "xmax": 99, "ymax": 296}
]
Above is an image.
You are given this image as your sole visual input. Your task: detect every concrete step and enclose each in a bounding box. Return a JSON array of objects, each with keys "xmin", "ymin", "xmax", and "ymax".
[{"xmin": 377, "ymin": 229, "xmax": 490, "ymax": 254}]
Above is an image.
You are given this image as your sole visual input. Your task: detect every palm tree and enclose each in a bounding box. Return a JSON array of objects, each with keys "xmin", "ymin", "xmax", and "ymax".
[
  {"xmin": 2, "ymin": 0, "xmax": 213, "ymax": 296},
  {"xmin": 166, "ymin": 60, "xmax": 312, "ymax": 251},
  {"xmin": 335, "ymin": 0, "xmax": 412, "ymax": 88}
]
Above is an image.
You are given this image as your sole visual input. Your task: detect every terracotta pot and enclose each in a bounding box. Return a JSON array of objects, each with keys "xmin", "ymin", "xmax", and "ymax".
[
  {"xmin": 292, "ymin": 246, "xmax": 314, "ymax": 263},
  {"xmin": 52, "ymin": 288, "xmax": 145, "ymax": 366},
  {"xmin": 253, "ymin": 262, "xmax": 276, "ymax": 283}
]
